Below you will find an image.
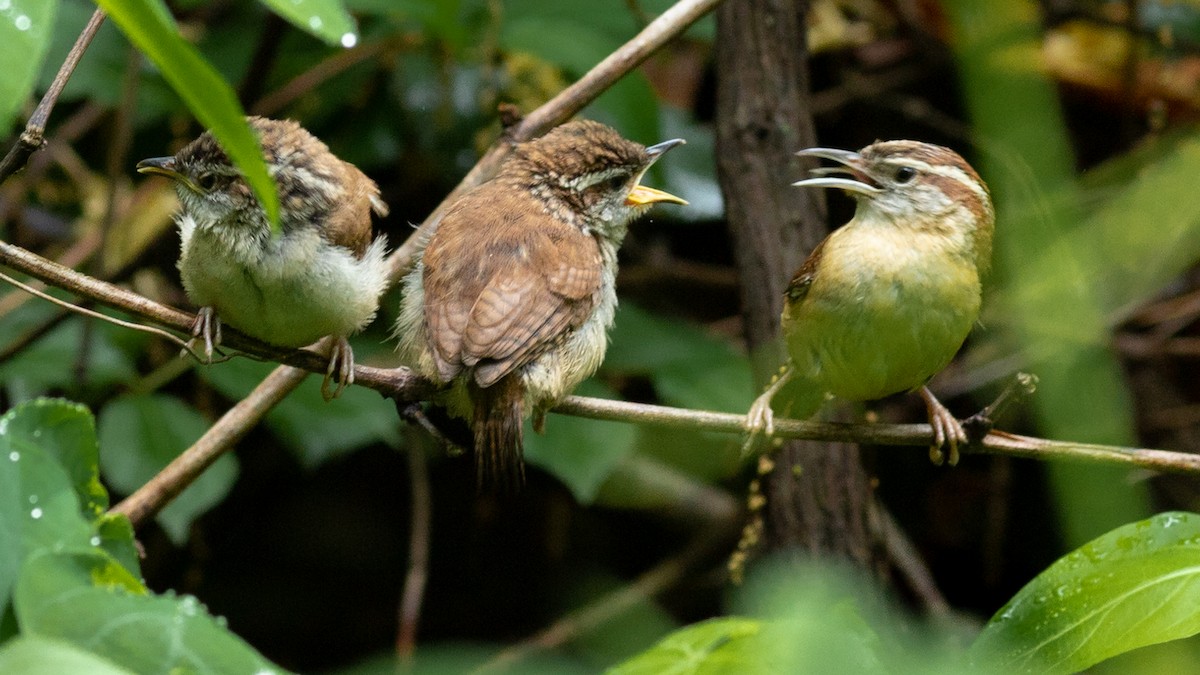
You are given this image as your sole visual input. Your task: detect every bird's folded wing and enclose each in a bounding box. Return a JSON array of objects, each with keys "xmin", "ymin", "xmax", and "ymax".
[{"xmin": 464, "ymin": 227, "xmax": 602, "ymax": 387}]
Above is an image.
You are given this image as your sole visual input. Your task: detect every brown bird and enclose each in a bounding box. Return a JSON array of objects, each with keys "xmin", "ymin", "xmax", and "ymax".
[
  {"xmin": 744, "ymin": 140, "xmax": 994, "ymax": 465},
  {"xmin": 395, "ymin": 120, "xmax": 686, "ymax": 486},
  {"xmin": 138, "ymin": 116, "xmax": 390, "ymax": 400}
]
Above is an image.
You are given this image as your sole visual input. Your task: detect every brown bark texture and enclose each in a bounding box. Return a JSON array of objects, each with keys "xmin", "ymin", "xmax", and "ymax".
[{"xmin": 714, "ymin": 0, "xmax": 885, "ymax": 571}]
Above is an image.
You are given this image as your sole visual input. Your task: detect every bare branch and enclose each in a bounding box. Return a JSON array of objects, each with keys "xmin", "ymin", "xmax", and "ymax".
[{"xmin": 0, "ymin": 9, "xmax": 106, "ymax": 183}]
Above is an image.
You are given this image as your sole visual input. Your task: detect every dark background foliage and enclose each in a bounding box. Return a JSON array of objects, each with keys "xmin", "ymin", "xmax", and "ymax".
[{"xmin": 6, "ymin": 0, "xmax": 1200, "ymax": 672}]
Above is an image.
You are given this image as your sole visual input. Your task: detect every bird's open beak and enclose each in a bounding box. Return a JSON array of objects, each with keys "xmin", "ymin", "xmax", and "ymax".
[
  {"xmin": 792, "ymin": 147, "xmax": 882, "ymax": 196},
  {"xmin": 627, "ymin": 138, "xmax": 688, "ymax": 207},
  {"xmin": 137, "ymin": 156, "xmax": 201, "ymax": 193}
]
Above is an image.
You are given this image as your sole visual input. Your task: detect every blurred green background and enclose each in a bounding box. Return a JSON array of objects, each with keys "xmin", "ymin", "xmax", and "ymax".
[{"xmin": 5, "ymin": 0, "xmax": 1200, "ymax": 672}]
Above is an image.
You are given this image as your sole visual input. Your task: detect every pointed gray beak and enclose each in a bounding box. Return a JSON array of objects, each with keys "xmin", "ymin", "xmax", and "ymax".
[
  {"xmin": 792, "ymin": 147, "xmax": 881, "ymax": 196},
  {"xmin": 645, "ymin": 138, "xmax": 686, "ymax": 160}
]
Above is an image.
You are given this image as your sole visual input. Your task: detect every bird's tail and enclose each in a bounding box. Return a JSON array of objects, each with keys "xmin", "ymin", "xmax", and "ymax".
[{"xmin": 470, "ymin": 375, "xmax": 526, "ymax": 490}]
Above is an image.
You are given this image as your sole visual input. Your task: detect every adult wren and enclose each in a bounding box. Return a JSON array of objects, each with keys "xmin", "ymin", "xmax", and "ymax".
[
  {"xmin": 138, "ymin": 116, "xmax": 390, "ymax": 400},
  {"xmin": 745, "ymin": 140, "xmax": 994, "ymax": 465},
  {"xmin": 395, "ymin": 120, "xmax": 686, "ymax": 486}
]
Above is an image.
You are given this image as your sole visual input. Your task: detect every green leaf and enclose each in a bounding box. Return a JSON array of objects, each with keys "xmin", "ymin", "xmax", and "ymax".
[
  {"xmin": 2, "ymin": 398, "xmax": 106, "ymax": 516},
  {"xmin": 607, "ymin": 617, "xmax": 765, "ymax": 675},
  {"xmin": 0, "ymin": 400, "xmax": 108, "ymax": 618},
  {"xmin": 258, "ymin": 0, "xmax": 358, "ymax": 47},
  {"xmin": 525, "ymin": 379, "xmax": 636, "ymax": 503},
  {"xmin": 971, "ymin": 511, "xmax": 1200, "ymax": 673},
  {"xmin": 14, "ymin": 548, "xmax": 286, "ymax": 674},
  {"xmin": 0, "ymin": 307, "xmax": 137, "ymax": 397},
  {"xmin": 0, "ymin": 635, "xmax": 135, "ymax": 675},
  {"xmin": 97, "ymin": 394, "xmax": 238, "ymax": 545},
  {"xmin": 605, "ymin": 304, "xmax": 753, "ymax": 413},
  {"xmin": 0, "ymin": 0, "xmax": 57, "ymax": 129},
  {"xmin": 93, "ymin": 0, "xmax": 280, "ymax": 230},
  {"xmin": 198, "ymin": 358, "xmax": 400, "ymax": 467}
]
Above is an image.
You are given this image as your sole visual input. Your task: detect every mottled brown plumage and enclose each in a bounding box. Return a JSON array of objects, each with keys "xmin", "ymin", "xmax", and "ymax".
[
  {"xmin": 396, "ymin": 120, "xmax": 686, "ymax": 487},
  {"xmin": 138, "ymin": 116, "xmax": 390, "ymax": 400}
]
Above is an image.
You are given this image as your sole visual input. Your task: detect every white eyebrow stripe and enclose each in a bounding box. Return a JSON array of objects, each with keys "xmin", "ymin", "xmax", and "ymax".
[{"xmin": 894, "ymin": 157, "xmax": 990, "ymax": 204}]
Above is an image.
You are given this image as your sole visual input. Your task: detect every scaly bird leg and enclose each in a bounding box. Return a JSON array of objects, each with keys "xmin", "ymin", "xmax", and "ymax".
[
  {"xmin": 741, "ymin": 363, "xmax": 795, "ymax": 456},
  {"xmin": 321, "ymin": 336, "xmax": 355, "ymax": 401},
  {"xmin": 919, "ymin": 386, "xmax": 967, "ymax": 466},
  {"xmin": 184, "ymin": 306, "xmax": 221, "ymax": 363}
]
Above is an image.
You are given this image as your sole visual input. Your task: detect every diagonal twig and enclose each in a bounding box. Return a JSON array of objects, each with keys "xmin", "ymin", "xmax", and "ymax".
[{"xmin": 98, "ymin": 0, "xmax": 728, "ymax": 527}]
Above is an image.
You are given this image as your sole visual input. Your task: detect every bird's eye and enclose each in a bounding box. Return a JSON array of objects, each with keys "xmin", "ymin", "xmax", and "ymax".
[
  {"xmin": 195, "ymin": 172, "xmax": 218, "ymax": 191},
  {"xmin": 606, "ymin": 175, "xmax": 626, "ymax": 192},
  {"xmin": 894, "ymin": 166, "xmax": 917, "ymax": 184}
]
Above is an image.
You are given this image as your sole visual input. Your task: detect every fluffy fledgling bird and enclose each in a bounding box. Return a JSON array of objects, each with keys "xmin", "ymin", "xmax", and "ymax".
[
  {"xmin": 138, "ymin": 116, "xmax": 390, "ymax": 400},
  {"xmin": 395, "ymin": 120, "xmax": 686, "ymax": 486},
  {"xmin": 745, "ymin": 140, "xmax": 994, "ymax": 465}
]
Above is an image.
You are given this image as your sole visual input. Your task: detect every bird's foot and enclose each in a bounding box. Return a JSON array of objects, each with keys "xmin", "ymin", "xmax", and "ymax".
[
  {"xmin": 741, "ymin": 366, "xmax": 793, "ymax": 457},
  {"xmin": 920, "ymin": 386, "xmax": 967, "ymax": 466},
  {"xmin": 183, "ymin": 307, "xmax": 221, "ymax": 363},
  {"xmin": 321, "ymin": 336, "xmax": 355, "ymax": 401}
]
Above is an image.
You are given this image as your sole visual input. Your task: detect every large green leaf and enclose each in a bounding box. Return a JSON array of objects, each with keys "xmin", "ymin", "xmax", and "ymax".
[
  {"xmin": 0, "ymin": 399, "xmax": 127, "ymax": 618},
  {"xmin": 0, "ymin": 635, "xmax": 134, "ymax": 675},
  {"xmin": 93, "ymin": 0, "xmax": 280, "ymax": 230},
  {"xmin": 14, "ymin": 548, "xmax": 285, "ymax": 674},
  {"xmin": 258, "ymin": 0, "xmax": 358, "ymax": 47},
  {"xmin": 971, "ymin": 511, "xmax": 1200, "ymax": 673},
  {"xmin": 0, "ymin": 0, "xmax": 57, "ymax": 130},
  {"xmin": 97, "ymin": 394, "xmax": 238, "ymax": 545}
]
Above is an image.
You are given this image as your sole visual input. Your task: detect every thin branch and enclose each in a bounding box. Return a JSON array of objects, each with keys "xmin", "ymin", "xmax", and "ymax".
[
  {"xmin": 877, "ymin": 505, "xmax": 950, "ymax": 620},
  {"xmin": 396, "ymin": 442, "xmax": 432, "ymax": 660},
  {"xmin": 251, "ymin": 38, "xmax": 400, "ymax": 118},
  {"xmin": 552, "ymin": 396, "xmax": 1200, "ymax": 475},
  {"xmin": 110, "ymin": 365, "xmax": 309, "ymax": 525},
  {"xmin": 0, "ymin": 271, "xmax": 199, "ymax": 358},
  {"xmin": 6, "ymin": 225, "xmax": 1200, "ymax": 492},
  {"xmin": 0, "ymin": 238, "xmax": 429, "ymax": 400},
  {"xmin": 0, "ymin": 9, "xmax": 106, "ymax": 183},
  {"xmin": 389, "ymin": 0, "xmax": 727, "ymax": 275},
  {"xmin": 93, "ymin": 0, "xmax": 729, "ymax": 529}
]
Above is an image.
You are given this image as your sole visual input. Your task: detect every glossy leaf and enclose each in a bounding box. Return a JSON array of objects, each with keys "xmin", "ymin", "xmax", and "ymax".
[
  {"xmin": 972, "ymin": 511, "xmax": 1200, "ymax": 673},
  {"xmin": 93, "ymin": 0, "xmax": 280, "ymax": 230},
  {"xmin": 258, "ymin": 0, "xmax": 358, "ymax": 47},
  {"xmin": 0, "ymin": 636, "xmax": 134, "ymax": 675},
  {"xmin": 15, "ymin": 548, "xmax": 285, "ymax": 674},
  {"xmin": 0, "ymin": 400, "xmax": 111, "ymax": 618},
  {"xmin": 0, "ymin": 0, "xmax": 57, "ymax": 129},
  {"xmin": 608, "ymin": 617, "xmax": 765, "ymax": 675},
  {"xmin": 97, "ymin": 394, "xmax": 238, "ymax": 545}
]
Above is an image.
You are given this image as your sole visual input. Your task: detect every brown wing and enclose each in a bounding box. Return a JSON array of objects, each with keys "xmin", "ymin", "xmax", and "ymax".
[
  {"xmin": 422, "ymin": 185, "xmax": 602, "ymax": 386},
  {"xmin": 323, "ymin": 160, "xmax": 386, "ymax": 258},
  {"xmin": 784, "ymin": 236, "xmax": 828, "ymax": 305}
]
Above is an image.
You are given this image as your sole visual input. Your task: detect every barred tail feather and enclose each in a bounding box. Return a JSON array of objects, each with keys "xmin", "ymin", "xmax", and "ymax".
[{"xmin": 470, "ymin": 375, "xmax": 526, "ymax": 490}]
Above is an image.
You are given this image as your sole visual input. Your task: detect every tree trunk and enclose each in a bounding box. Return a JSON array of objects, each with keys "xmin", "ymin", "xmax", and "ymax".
[{"xmin": 714, "ymin": 0, "xmax": 885, "ymax": 572}]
